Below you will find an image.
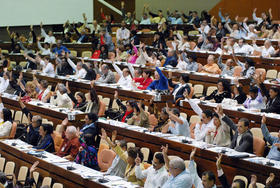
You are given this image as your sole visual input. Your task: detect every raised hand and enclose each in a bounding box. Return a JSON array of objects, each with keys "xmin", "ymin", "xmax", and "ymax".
[
  {"xmin": 111, "ymin": 130, "xmax": 117, "ymax": 143},
  {"xmin": 190, "ymin": 147, "xmax": 197, "ymax": 161},
  {"xmin": 253, "ymin": 8, "xmax": 257, "ymax": 13},
  {"xmin": 216, "ymin": 153, "xmax": 223, "ymax": 170},
  {"xmin": 40, "ymin": 22, "xmax": 43, "ymax": 28},
  {"xmin": 135, "ymin": 153, "xmax": 141, "ymax": 166},
  {"xmin": 30, "ymin": 161, "xmax": 39, "ymax": 173},
  {"xmin": 250, "ymin": 174, "xmax": 257, "ymax": 188},
  {"xmin": 161, "ymin": 144, "xmax": 168, "ymax": 155},
  {"xmin": 266, "ymin": 173, "xmax": 275, "ymax": 186},
  {"xmin": 62, "ymin": 118, "xmax": 69, "ymax": 126},
  {"xmin": 261, "ymin": 115, "xmax": 266, "ymax": 125},
  {"xmin": 114, "ymin": 91, "xmax": 118, "ymax": 99},
  {"xmin": 100, "ymin": 128, "xmax": 107, "ymax": 140}
]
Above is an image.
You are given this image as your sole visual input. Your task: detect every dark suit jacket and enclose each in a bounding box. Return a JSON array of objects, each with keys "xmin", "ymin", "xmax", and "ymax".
[
  {"xmin": 260, "ymin": 83, "xmax": 280, "ymax": 114},
  {"xmin": 218, "ymin": 174, "xmax": 230, "ymax": 188},
  {"xmin": 168, "ymin": 79, "xmax": 191, "ymax": 101},
  {"xmin": 222, "ymin": 115, "xmax": 253, "ymax": 153}
]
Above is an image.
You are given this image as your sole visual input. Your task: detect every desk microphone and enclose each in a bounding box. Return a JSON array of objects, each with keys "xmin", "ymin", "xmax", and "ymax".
[
  {"xmin": 67, "ymin": 162, "xmax": 76, "ymax": 170},
  {"xmin": 266, "ymin": 161, "xmax": 274, "ymax": 166},
  {"xmin": 36, "ymin": 142, "xmax": 53, "ymax": 158},
  {"xmin": 12, "ymin": 134, "xmax": 26, "ymax": 146}
]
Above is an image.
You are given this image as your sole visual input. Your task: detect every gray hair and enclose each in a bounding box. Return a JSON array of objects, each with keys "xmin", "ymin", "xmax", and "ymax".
[
  {"xmin": 66, "ymin": 126, "xmax": 77, "ymax": 134},
  {"xmin": 169, "ymin": 157, "xmax": 185, "ymax": 171},
  {"xmin": 58, "ymin": 83, "xmax": 67, "ymax": 94}
]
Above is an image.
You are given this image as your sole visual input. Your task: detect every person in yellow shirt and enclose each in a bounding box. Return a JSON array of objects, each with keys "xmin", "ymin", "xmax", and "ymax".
[
  {"xmin": 200, "ymin": 55, "xmax": 221, "ymax": 74},
  {"xmin": 101, "ymin": 128, "xmax": 145, "ymax": 186}
]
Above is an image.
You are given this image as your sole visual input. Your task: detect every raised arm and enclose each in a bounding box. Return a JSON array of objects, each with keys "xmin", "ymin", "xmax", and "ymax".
[
  {"xmin": 127, "ymin": 63, "xmax": 135, "ymax": 78},
  {"xmin": 40, "ymin": 22, "xmax": 47, "ymax": 38},
  {"xmin": 188, "ymin": 99, "xmax": 203, "ymax": 117},
  {"xmin": 112, "ymin": 62, "xmax": 122, "ymax": 76}
]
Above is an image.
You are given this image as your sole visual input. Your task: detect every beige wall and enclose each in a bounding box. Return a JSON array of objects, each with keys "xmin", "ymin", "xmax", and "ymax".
[{"xmin": 135, "ymin": 0, "xmax": 220, "ymax": 20}]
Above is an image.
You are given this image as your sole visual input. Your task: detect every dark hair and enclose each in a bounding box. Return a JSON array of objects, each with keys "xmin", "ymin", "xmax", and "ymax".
[
  {"xmin": 134, "ymin": 102, "xmax": 145, "ymax": 113},
  {"xmin": 135, "ymin": 68, "xmax": 143, "ymax": 75},
  {"xmin": 249, "ymin": 86, "xmax": 259, "ymax": 94},
  {"xmin": 239, "ymin": 118, "xmax": 249, "ymax": 127},
  {"xmin": 188, "ymin": 53, "xmax": 197, "ymax": 62},
  {"xmin": 40, "ymin": 80, "xmax": 49, "ymax": 89},
  {"xmin": 83, "ymin": 133, "xmax": 94, "ymax": 146},
  {"xmin": 244, "ymin": 58, "xmax": 255, "ymax": 67},
  {"xmin": 172, "ymin": 108, "xmax": 180, "ymax": 117},
  {"xmin": 3, "ymin": 108, "xmax": 12, "ymax": 122},
  {"xmin": 144, "ymin": 70, "xmax": 152, "ymax": 77},
  {"xmin": 213, "ymin": 112, "xmax": 219, "ymax": 119},
  {"xmin": 127, "ymin": 100, "xmax": 137, "ymax": 109},
  {"xmin": 76, "ymin": 92, "xmax": 86, "ymax": 103},
  {"xmin": 87, "ymin": 113, "xmax": 98, "ymax": 122},
  {"xmin": 218, "ymin": 79, "xmax": 231, "ymax": 93},
  {"xmin": 181, "ymin": 74, "xmax": 190, "ymax": 83},
  {"xmin": 0, "ymin": 172, "xmax": 7, "ymax": 184},
  {"xmin": 155, "ymin": 153, "xmax": 165, "ymax": 164},
  {"xmin": 119, "ymin": 140, "xmax": 127, "ymax": 149},
  {"xmin": 4, "ymin": 71, "xmax": 10, "ymax": 80},
  {"xmin": 90, "ymin": 88, "xmax": 99, "ymax": 104},
  {"xmin": 203, "ymin": 109, "xmax": 213, "ymax": 118},
  {"xmin": 233, "ymin": 179, "xmax": 246, "ymax": 188},
  {"xmin": 202, "ymin": 171, "xmax": 216, "ymax": 184},
  {"xmin": 41, "ymin": 124, "xmax": 53, "ymax": 135},
  {"xmin": 161, "ymin": 107, "xmax": 169, "ymax": 115},
  {"xmin": 128, "ymin": 147, "xmax": 144, "ymax": 161},
  {"xmin": 270, "ymin": 86, "xmax": 279, "ymax": 95}
]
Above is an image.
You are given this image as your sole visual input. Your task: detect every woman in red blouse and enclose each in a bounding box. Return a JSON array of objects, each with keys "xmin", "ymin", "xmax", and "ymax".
[{"xmin": 133, "ymin": 70, "xmax": 153, "ymax": 90}]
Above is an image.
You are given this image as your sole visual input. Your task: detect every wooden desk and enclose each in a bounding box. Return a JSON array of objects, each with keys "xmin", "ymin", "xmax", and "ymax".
[
  {"xmin": 98, "ymin": 121, "xmax": 280, "ymax": 186},
  {"xmin": 179, "ymin": 100, "xmax": 280, "ymax": 132},
  {"xmin": 1, "ymin": 96, "xmax": 85, "ymax": 127},
  {"xmin": 0, "ymin": 141, "xmax": 107, "ymax": 188}
]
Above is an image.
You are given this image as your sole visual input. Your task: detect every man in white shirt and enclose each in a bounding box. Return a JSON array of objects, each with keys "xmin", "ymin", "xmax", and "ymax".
[
  {"xmin": 166, "ymin": 107, "xmax": 190, "ymax": 137},
  {"xmin": 253, "ymin": 39, "xmax": 275, "ymax": 57},
  {"xmin": 37, "ymin": 36, "xmax": 52, "ymax": 56},
  {"xmin": 40, "ymin": 22, "xmax": 56, "ymax": 44},
  {"xmin": 116, "ymin": 21, "xmax": 130, "ymax": 46},
  {"xmin": 88, "ymin": 20, "xmax": 101, "ymax": 34},
  {"xmin": 243, "ymin": 86, "xmax": 266, "ymax": 110},
  {"xmin": 0, "ymin": 72, "xmax": 10, "ymax": 94},
  {"xmin": 67, "ymin": 58, "xmax": 87, "ymax": 79},
  {"xmin": 112, "ymin": 63, "xmax": 132, "ymax": 88},
  {"xmin": 188, "ymin": 98, "xmax": 215, "ymax": 141},
  {"xmin": 233, "ymin": 39, "xmax": 254, "ymax": 55},
  {"xmin": 198, "ymin": 20, "xmax": 210, "ymax": 34},
  {"xmin": 135, "ymin": 152, "xmax": 168, "ymax": 188}
]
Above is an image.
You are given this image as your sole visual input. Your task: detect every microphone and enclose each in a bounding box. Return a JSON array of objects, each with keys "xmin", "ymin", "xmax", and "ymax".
[
  {"xmin": 35, "ymin": 142, "xmax": 53, "ymax": 158},
  {"xmin": 12, "ymin": 133, "xmax": 26, "ymax": 146},
  {"xmin": 67, "ymin": 162, "xmax": 76, "ymax": 170}
]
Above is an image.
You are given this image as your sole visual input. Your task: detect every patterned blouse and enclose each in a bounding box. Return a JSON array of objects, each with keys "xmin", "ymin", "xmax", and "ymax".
[{"xmin": 75, "ymin": 137, "xmax": 99, "ymax": 170}]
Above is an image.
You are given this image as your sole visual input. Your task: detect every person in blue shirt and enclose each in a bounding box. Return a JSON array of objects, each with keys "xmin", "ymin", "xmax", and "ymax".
[
  {"xmin": 52, "ymin": 40, "xmax": 70, "ymax": 55},
  {"xmin": 34, "ymin": 124, "xmax": 55, "ymax": 153},
  {"xmin": 161, "ymin": 145, "xmax": 192, "ymax": 188},
  {"xmin": 147, "ymin": 67, "xmax": 168, "ymax": 91},
  {"xmin": 163, "ymin": 50, "xmax": 177, "ymax": 67},
  {"xmin": 261, "ymin": 115, "xmax": 280, "ymax": 161}
]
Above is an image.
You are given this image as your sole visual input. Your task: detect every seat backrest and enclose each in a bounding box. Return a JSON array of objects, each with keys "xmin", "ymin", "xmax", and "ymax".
[
  {"xmin": 42, "ymin": 177, "xmax": 52, "ymax": 187},
  {"xmin": 266, "ymin": 69, "xmax": 277, "ymax": 79},
  {"xmin": 140, "ymin": 147, "xmax": 150, "ymax": 162},
  {"xmin": 17, "ymin": 166, "xmax": 28, "ymax": 182},
  {"xmin": 9, "ymin": 122, "xmax": 17, "ymax": 139},
  {"xmin": 97, "ymin": 143, "xmax": 109, "ymax": 162},
  {"xmin": 206, "ymin": 86, "xmax": 217, "ymax": 96},
  {"xmin": 233, "ymin": 175, "xmax": 248, "ymax": 188},
  {"xmin": 114, "ymin": 72, "xmax": 120, "ymax": 82},
  {"xmin": 253, "ymin": 137, "xmax": 265, "ymax": 157},
  {"xmin": 189, "ymin": 123, "xmax": 196, "ymax": 139},
  {"xmin": 98, "ymin": 149, "xmax": 116, "ymax": 172},
  {"xmin": 180, "ymin": 113, "xmax": 187, "ymax": 120},
  {"xmin": 53, "ymin": 183, "xmax": 63, "ymax": 188},
  {"xmin": 51, "ymin": 131, "xmax": 63, "ymax": 152},
  {"xmin": 250, "ymin": 128, "xmax": 263, "ymax": 140},
  {"xmin": 255, "ymin": 68, "xmax": 266, "ymax": 82},
  {"xmin": 70, "ymin": 50, "xmax": 77, "ymax": 57},
  {"xmin": 98, "ymin": 101, "xmax": 106, "ymax": 117},
  {"xmin": 249, "ymin": 183, "xmax": 265, "ymax": 188},
  {"xmin": 81, "ymin": 51, "xmax": 92, "ymax": 58},
  {"xmin": 4, "ymin": 161, "xmax": 15, "ymax": 177},
  {"xmin": 193, "ymin": 84, "xmax": 204, "ymax": 97},
  {"xmin": 233, "ymin": 66, "xmax": 243, "ymax": 77},
  {"xmin": 0, "ymin": 157, "xmax": 6, "ymax": 172},
  {"xmin": 127, "ymin": 142, "xmax": 135, "ymax": 149},
  {"xmin": 278, "ymin": 72, "xmax": 280, "ymax": 79},
  {"xmin": 189, "ymin": 115, "xmax": 200, "ymax": 125},
  {"xmin": 33, "ymin": 171, "xmax": 40, "ymax": 184}
]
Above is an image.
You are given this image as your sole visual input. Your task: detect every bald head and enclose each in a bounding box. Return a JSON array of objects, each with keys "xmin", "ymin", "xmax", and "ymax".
[{"xmin": 65, "ymin": 126, "xmax": 77, "ymax": 140}]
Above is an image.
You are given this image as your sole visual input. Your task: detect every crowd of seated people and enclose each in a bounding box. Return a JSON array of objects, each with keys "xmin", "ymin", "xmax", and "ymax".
[{"xmin": 1, "ymin": 2, "xmax": 280, "ymax": 187}]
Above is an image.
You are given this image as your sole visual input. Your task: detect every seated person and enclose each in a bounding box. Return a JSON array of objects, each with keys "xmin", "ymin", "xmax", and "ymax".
[
  {"xmin": 112, "ymin": 63, "xmax": 132, "ymax": 88},
  {"xmin": 75, "ymin": 133, "xmax": 99, "ymax": 170},
  {"xmin": 188, "ymin": 148, "xmax": 217, "ymax": 188},
  {"xmin": 101, "ymin": 129, "xmax": 145, "ymax": 186},
  {"xmin": 163, "ymin": 50, "xmax": 177, "ymax": 67},
  {"xmin": 232, "ymin": 53, "xmax": 255, "ymax": 80},
  {"xmin": 85, "ymin": 87, "xmax": 100, "ymax": 114},
  {"xmin": 57, "ymin": 125, "xmax": 80, "ymax": 161},
  {"xmin": 200, "ymin": 55, "xmax": 221, "ymax": 74},
  {"xmin": 66, "ymin": 82, "xmax": 88, "ymax": 111},
  {"xmin": 168, "ymin": 73, "xmax": 191, "ymax": 102},
  {"xmin": 127, "ymin": 101, "xmax": 149, "ymax": 128},
  {"xmin": 216, "ymin": 106, "xmax": 253, "ymax": 153},
  {"xmin": 206, "ymin": 105, "xmax": 231, "ymax": 147},
  {"xmin": 243, "ymin": 86, "xmax": 265, "ymax": 110},
  {"xmin": 232, "ymin": 84, "xmax": 247, "ymax": 104},
  {"xmin": 52, "ymin": 40, "xmax": 70, "ymax": 55},
  {"xmin": 114, "ymin": 91, "xmax": 136, "ymax": 123},
  {"xmin": 34, "ymin": 124, "xmax": 55, "ymax": 153},
  {"xmin": 96, "ymin": 64, "xmax": 116, "ymax": 84},
  {"xmin": 161, "ymin": 145, "xmax": 192, "ymax": 188},
  {"xmin": 135, "ymin": 152, "xmax": 168, "ymax": 188},
  {"xmin": 132, "ymin": 70, "xmax": 153, "ymax": 90},
  {"xmin": 33, "ymin": 77, "xmax": 51, "ymax": 103},
  {"xmin": 217, "ymin": 52, "xmax": 234, "ymax": 77},
  {"xmin": 66, "ymin": 58, "xmax": 87, "ymax": 79},
  {"xmin": 50, "ymin": 83, "xmax": 73, "ymax": 109},
  {"xmin": 258, "ymin": 83, "xmax": 280, "ymax": 114},
  {"xmin": 0, "ymin": 97, "xmax": 12, "ymax": 138},
  {"xmin": 165, "ymin": 107, "xmax": 190, "ymax": 137},
  {"xmin": 261, "ymin": 116, "xmax": 280, "ymax": 161},
  {"xmin": 187, "ymin": 98, "xmax": 215, "ymax": 141},
  {"xmin": 147, "ymin": 67, "xmax": 169, "ymax": 92},
  {"xmin": 252, "ymin": 39, "xmax": 275, "ymax": 57},
  {"xmin": 202, "ymin": 79, "xmax": 231, "ymax": 103},
  {"xmin": 0, "ymin": 71, "xmax": 10, "ymax": 94}
]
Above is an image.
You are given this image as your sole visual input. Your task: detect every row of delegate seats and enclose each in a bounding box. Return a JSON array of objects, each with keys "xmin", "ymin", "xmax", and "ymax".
[{"xmin": 0, "ymin": 156, "xmax": 63, "ymax": 188}]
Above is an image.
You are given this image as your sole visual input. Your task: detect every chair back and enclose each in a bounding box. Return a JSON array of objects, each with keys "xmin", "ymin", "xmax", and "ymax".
[
  {"xmin": 98, "ymin": 149, "xmax": 116, "ymax": 172},
  {"xmin": 233, "ymin": 66, "xmax": 243, "ymax": 77},
  {"xmin": 53, "ymin": 183, "xmax": 63, "ymax": 188},
  {"xmin": 233, "ymin": 175, "xmax": 248, "ymax": 188},
  {"xmin": 0, "ymin": 157, "xmax": 6, "ymax": 172},
  {"xmin": 42, "ymin": 177, "xmax": 52, "ymax": 187},
  {"xmin": 51, "ymin": 131, "xmax": 63, "ymax": 152},
  {"xmin": 17, "ymin": 166, "xmax": 28, "ymax": 183},
  {"xmin": 98, "ymin": 101, "xmax": 106, "ymax": 117},
  {"xmin": 253, "ymin": 137, "xmax": 265, "ymax": 157},
  {"xmin": 140, "ymin": 147, "xmax": 150, "ymax": 162}
]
